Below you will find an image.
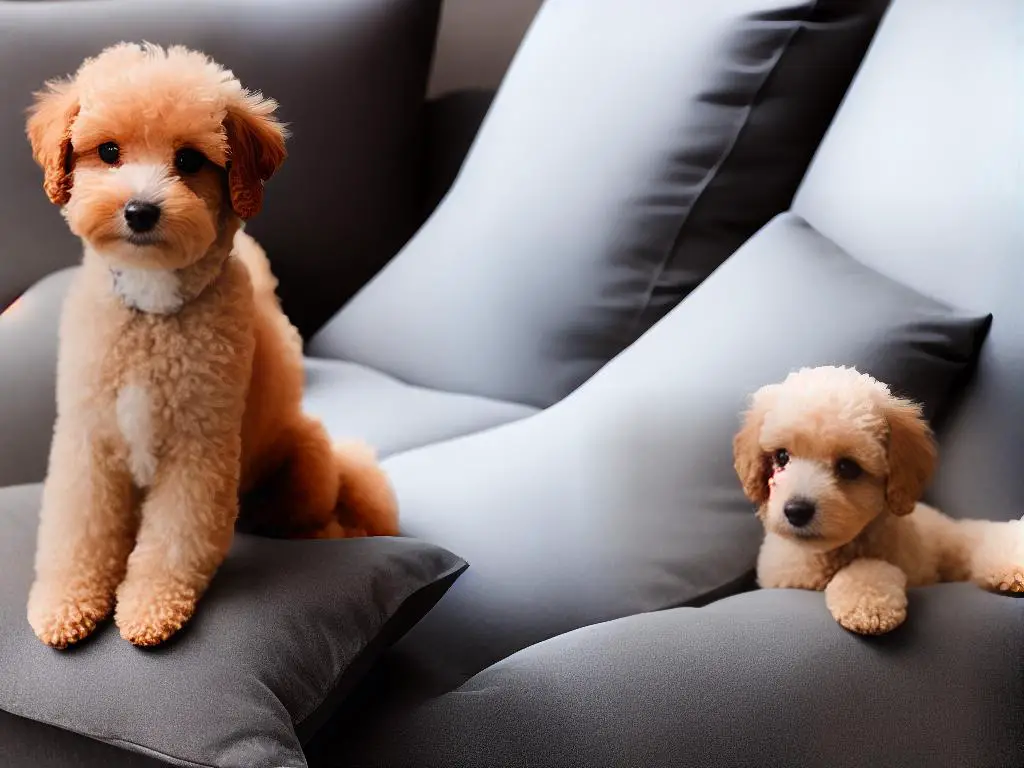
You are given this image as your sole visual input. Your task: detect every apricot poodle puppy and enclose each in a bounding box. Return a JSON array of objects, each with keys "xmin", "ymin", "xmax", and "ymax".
[
  {"xmin": 24, "ymin": 43, "xmax": 398, "ymax": 650},
  {"xmin": 733, "ymin": 365, "xmax": 1023, "ymax": 635}
]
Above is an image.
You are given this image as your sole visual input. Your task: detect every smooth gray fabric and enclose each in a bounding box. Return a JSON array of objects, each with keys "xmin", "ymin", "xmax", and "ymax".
[
  {"xmin": 0, "ymin": 268, "xmax": 71, "ymax": 488},
  {"xmin": 0, "ymin": 483, "xmax": 466, "ymax": 768},
  {"xmin": 309, "ymin": 0, "xmax": 889, "ymax": 407},
  {"xmin": 0, "ymin": 0, "xmax": 441, "ymax": 337},
  {"xmin": 303, "ymin": 358, "xmax": 537, "ymax": 458},
  {"xmin": 361, "ymin": 213, "xmax": 990, "ymax": 693},
  {"xmin": 342, "ymin": 585, "xmax": 1024, "ymax": 768},
  {"xmin": 790, "ymin": 0, "xmax": 1024, "ymax": 525}
]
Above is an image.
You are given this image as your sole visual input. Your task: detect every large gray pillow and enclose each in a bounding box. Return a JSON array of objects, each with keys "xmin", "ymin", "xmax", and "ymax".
[
  {"xmin": 309, "ymin": 0, "xmax": 890, "ymax": 407},
  {"xmin": 0, "ymin": 483, "xmax": 466, "ymax": 768},
  {"xmin": 343, "ymin": 585, "xmax": 1024, "ymax": 768},
  {"xmin": 0, "ymin": 0, "xmax": 441, "ymax": 337},
  {"xmin": 359, "ymin": 212, "xmax": 991, "ymax": 696}
]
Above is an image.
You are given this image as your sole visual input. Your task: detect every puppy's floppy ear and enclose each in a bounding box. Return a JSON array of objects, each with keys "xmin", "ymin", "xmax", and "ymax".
[
  {"xmin": 223, "ymin": 91, "xmax": 288, "ymax": 220},
  {"xmin": 883, "ymin": 396, "xmax": 937, "ymax": 517},
  {"xmin": 26, "ymin": 78, "xmax": 81, "ymax": 206},
  {"xmin": 733, "ymin": 383, "xmax": 779, "ymax": 508}
]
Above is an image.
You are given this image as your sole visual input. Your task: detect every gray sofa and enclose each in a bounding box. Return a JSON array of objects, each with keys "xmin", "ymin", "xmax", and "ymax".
[{"xmin": 1, "ymin": 1, "xmax": 1021, "ymax": 767}]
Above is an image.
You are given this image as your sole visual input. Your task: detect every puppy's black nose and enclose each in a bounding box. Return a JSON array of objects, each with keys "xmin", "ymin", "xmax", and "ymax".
[
  {"xmin": 124, "ymin": 200, "xmax": 161, "ymax": 233},
  {"xmin": 783, "ymin": 498, "xmax": 816, "ymax": 528}
]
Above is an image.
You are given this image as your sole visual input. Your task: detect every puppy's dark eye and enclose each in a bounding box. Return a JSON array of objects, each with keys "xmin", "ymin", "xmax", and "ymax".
[
  {"xmin": 773, "ymin": 448, "xmax": 789, "ymax": 468},
  {"xmin": 98, "ymin": 142, "xmax": 120, "ymax": 165},
  {"xmin": 174, "ymin": 148, "xmax": 206, "ymax": 175},
  {"xmin": 835, "ymin": 458, "xmax": 863, "ymax": 481}
]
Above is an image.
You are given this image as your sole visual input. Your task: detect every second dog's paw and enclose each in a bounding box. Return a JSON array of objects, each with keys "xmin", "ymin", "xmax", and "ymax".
[
  {"xmin": 974, "ymin": 567, "xmax": 1024, "ymax": 594},
  {"xmin": 27, "ymin": 581, "xmax": 113, "ymax": 649},
  {"xmin": 825, "ymin": 575, "xmax": 908, "ymax": 636},
  {"xmin": 831, "ymin": 601, "xmax": 907, "ymax": 635},
  {"xmin": 115, "ymin": 581, "xmax": 198, "ymax": 647}
]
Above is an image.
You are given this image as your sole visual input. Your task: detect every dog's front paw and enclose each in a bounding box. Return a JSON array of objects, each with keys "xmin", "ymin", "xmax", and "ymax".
[
  {"xmin": 115, "ymin": 579, "xmax": 198, "ymax": 647},
  {"xmin": 829, "ymin": 597, "xmax": 907, "ymax": 635},
  {"xmin": 825, "ymin": 562, "xmax": 908, "ymax": 636},
  {"xmin": 27, "ymin": 580, "xmax": 114, "ymax": 649}
]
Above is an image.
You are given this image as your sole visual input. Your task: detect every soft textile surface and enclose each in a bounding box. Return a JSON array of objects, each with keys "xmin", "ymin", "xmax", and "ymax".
[
  {"xmin": 349, "ymin": 213, "xmax": 990, "ymax": 696},
  {"xmin": 310, "ymin": 0, "xmax": 890, "ymax": 407},
  {"xmin": 788, "ymin": 0, "xmax": 1024, "ymax": 525},
  {"xmin": 0, "ymin": 484, "xmax": 466, "ymax": 768},
  {"xmin": 302, "ymin": 358, "xmax": 537, "ymax": 459},
  {"xmin": 342, "ymin": 585, "xmax": 1024, "ymax": 768}
]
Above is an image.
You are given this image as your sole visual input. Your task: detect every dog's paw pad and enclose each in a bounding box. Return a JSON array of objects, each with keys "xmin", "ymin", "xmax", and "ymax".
[
  {"xmin": 974, "ymin": 568, "xmax": 1024, "ymax": 594},
  {"xmin": 28, "ymin": 591, "xmax": 112, "ymax": 649},
  {"xmin": 115, "ymin": 583, "xmax": 197, "ymax": 647},
  {"xmin": 834, "ymin": 606, "xmax": 906, "ymax": 635}
]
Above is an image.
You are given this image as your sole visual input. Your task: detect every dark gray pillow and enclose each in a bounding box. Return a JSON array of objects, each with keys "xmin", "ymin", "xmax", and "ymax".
[
  {"xmin": 0, "ymin": 483, "xmax": 466, "ymax": 768},
  {"xmin": 360, "ymin": 212, "xmax": 991, "ymax": 695},
  {"xmin": 309, "ymin": 0, "xmax": 890, "ymax": 407},
  {"xmin": 345, "ymin": 585, "xmax": 1024, "ymax": 768},
  {"xmin": 0, "ymin": 0, "xmax": 441, "ymax": 337}
]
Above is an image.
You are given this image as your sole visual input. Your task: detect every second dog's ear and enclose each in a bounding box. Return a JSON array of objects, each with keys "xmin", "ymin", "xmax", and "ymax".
[
  {"xmin": 733, "ymin": 384, "xmax": 779, "ymax": 508},
  {"xmin": 224, "ymin": 91, "xmax": 288, "ymax": 220},
  {"xmin": 26, "ymin": 78, "xmax": 80, "ymax": 206},
  {"xmin": 883, "ymin": 396, "xmax": 937, "ymax": 517}
]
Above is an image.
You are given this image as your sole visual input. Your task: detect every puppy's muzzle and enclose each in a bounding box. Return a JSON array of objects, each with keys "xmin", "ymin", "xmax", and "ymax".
[
  {"xmin": 783, "ymin": 497, "xmax": 816, "ymax": 528},
  {"xmin": 124, "ymin": 200, "xmax": 161, "ymax": 234}
]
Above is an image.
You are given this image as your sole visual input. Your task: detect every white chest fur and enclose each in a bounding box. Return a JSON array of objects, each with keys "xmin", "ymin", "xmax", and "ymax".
[
  {"xmin": 110, "ymin": 267, "xmax": 183, "ymax": 314},
  {"xmin": 116, "ymin": 384, "xmax": 157, "ymax": 488}
]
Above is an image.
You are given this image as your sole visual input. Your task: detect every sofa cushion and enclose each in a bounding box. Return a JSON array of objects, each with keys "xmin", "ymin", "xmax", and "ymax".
[
  {"xmin": 0, "ymin": 0, "xmax": 441, "ymax": 337},
  {"xmin": 309, "ymin": 0, "xmax": 890, "ymax": 407},
  {"xmin": 341, "ymin": 585, "xmax": 1024, "ymax": 768},
  {"xmin": 0, "ymin": 483, "xmax": 466, "ymax": 768},
  {"xmin": 303, "ymin": 358, "xmax": 538, "ymax": 458},
  {"xmin": 355, "ymin": 212, "xmax": 990, "ymax": 695},
  {"xmin": 787, "ymin": 0, "xmax": 1024, "ymax": 525}
]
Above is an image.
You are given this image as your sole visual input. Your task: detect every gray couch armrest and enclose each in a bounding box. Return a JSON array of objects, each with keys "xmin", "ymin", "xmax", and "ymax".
[
  {"xmin": 344, "ymin": 584, "xmax": 1024, "ymax": 768},
  {"xmin": 0, "ymin": 268, "xmax": 74, "ymax": 487}
]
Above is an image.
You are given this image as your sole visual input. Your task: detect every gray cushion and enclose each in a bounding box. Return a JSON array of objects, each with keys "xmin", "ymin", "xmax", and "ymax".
[
  {"xmin": 0, "ymin": 0, "xmax": 441, "ymax": 337},
  {"xmin": 0, "ymin": 483, "xmax": 466, "ymax": 768},
  {"xmin": 787, "ymin": 0, "xmax": 1024, "ymax": 525},
  {"xmin": 343, "ymin": 585, "xmax": 1024, "ymax": 768},
  {"xmin": 0, "ymin": 268, "xmax": 72, "ymax": 488},
  {"xmin": 303, "ymin": 358, "xmax": 538, "ymax": 459},
  {"xmin": 365, "ymin": 213, "xmax": 990, "ymax": 693},
  {"xmin": 309, "ymin": 0, "xmax": 889, "ymax": 407}
]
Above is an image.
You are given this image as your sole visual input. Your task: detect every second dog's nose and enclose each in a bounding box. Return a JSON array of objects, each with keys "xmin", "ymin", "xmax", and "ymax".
[
  {"xmin": 783, "ymin": 498, "xmax": 816, "ymax": 528},
  {"xmin": 124, "ymin": 200, "xmax": 161, "ymax": 233}
]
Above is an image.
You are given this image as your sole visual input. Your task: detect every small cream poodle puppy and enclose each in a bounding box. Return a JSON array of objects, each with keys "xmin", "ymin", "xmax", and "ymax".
[
  {"xmin": 24, "ymin": 43, "xmax": 398, "ymax": 649},
  {"xmin": 733, "ymin": 365, "xmax": 1023, "ymax": 635}
]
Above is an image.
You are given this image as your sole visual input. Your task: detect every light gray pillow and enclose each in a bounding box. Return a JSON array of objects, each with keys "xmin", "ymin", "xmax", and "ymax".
[
  {"xmin": 0, "ymin": 483, "xmax": 466, "ymax": 768},
  {"xmin": 309, "ymin": 0, "xmax": 890, "ymax": 407},
  {"xmin": 357, "ymin": 213, "xmax": 991, "ymax": 696}
]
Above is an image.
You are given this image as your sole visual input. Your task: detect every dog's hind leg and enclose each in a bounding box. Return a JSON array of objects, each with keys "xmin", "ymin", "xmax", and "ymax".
[
  {"xmin": 239, "ymin": 415, "xmax": 398, "ymax": 539},
  {"xmin": 961, "ymin": 518, "xmax": 1024, "ymax": 594}
]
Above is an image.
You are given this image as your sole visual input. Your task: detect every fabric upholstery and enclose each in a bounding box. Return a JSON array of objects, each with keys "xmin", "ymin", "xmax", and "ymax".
[
  {"xmin": 790, "ymin": 0, "xmax": 1024, "ymax": 525},
  {"xmin": 0, "ymin": 0, "xmax": 441, "ymax": 337},
  {"xmin": 0, "ymin": 484, "xmax": 466, "ymax": 768},
  {"xmin": 309, "ymin": 0, "xmax": 890, "ymax": 407},
  {"xmin": 303, "ymin": 358, "xmax": 537, "ymax": 458},
  {"xmin": 341, "ymin": 585, "xmax": 1024, "ymax": 768},
  {"xmin": 356, "ymin": 212, "xmax": 990, "ymax": 694},
  {"xmin": 0, "ymin": 268, "xmax": 72, "ymax": 487}
]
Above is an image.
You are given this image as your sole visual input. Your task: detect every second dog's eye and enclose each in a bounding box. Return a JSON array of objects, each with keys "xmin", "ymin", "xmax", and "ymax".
[
  {"xmin": 835, "ymin": 458, "xmax": 863, "ymax": 481},
  {"xmin": 175, "ymin": 148, "xmax": 206, "ymax": 174},
  {"xmin": 98, "ymin": 142, "xmax": 120, "ymax": 165},
  {"xmin": 773, "ymin": 448, "xmax": 789, "ymax": 468}
]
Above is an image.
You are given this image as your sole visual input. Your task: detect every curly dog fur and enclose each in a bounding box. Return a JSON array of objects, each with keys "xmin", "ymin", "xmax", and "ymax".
[
  {"xmin": 24, "ymin": 43, "xmax": 398, "ymax": 649},
  {"xmin": 734, "ymin": 365, "xmax": 1023, "ymax": 635}
]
